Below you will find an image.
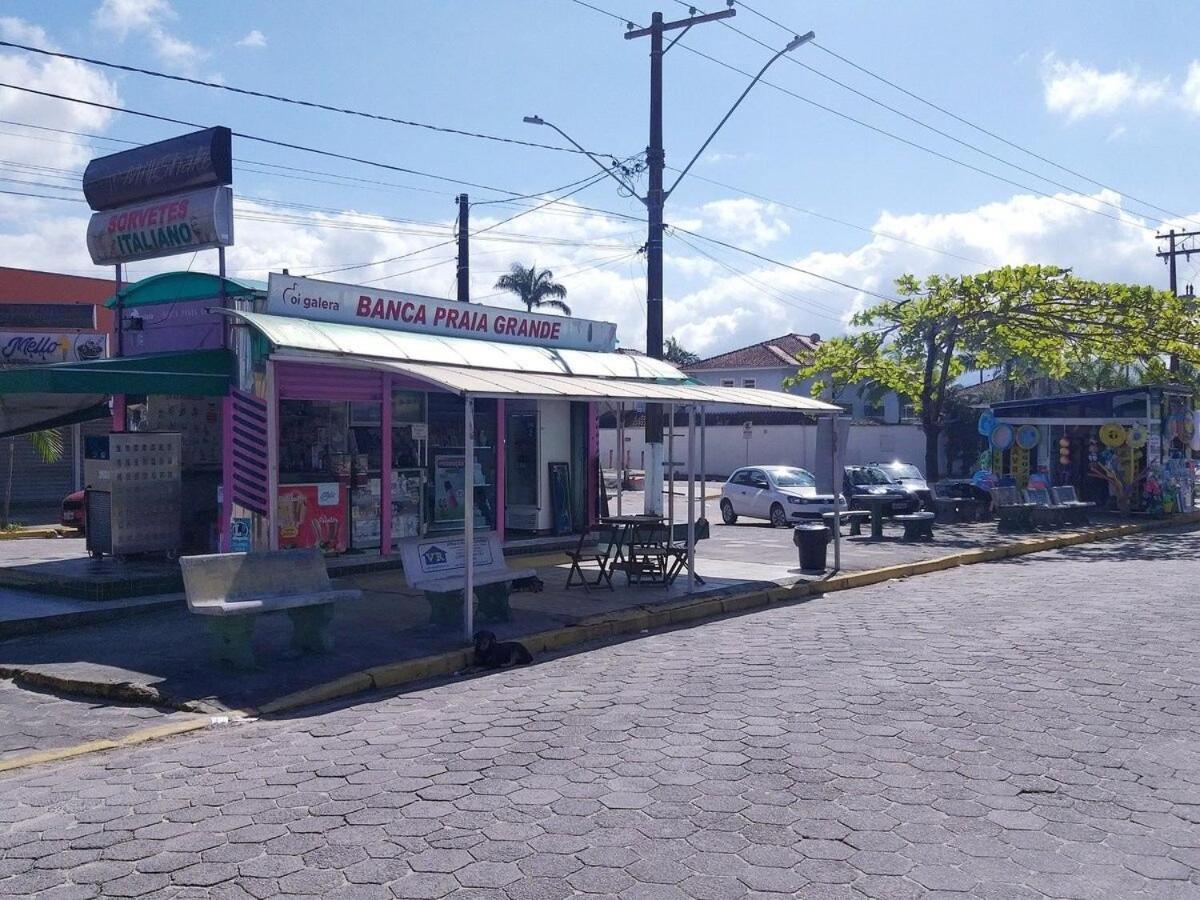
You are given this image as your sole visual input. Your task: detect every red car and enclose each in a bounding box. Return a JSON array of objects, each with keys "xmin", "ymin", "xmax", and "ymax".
[{"xmin": 61, "ymin": 490, "xmax": 85, "ymax": 532}]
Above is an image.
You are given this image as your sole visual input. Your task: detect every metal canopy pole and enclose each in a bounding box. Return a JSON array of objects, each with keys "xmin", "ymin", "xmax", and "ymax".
[
  {"xmin": 687, "ymin": 404, "xmax": 696, "ymax": 593},
  {"xmin": 616, "ymin": 403, "xmax": 624, "ymax": 516},
  {"xmin": 464, "ymin": 395, "xmax": 475, "ymax": 642},
  {"xmin": 700, "ymin": 405, "xmax": 707, "ymax": 521},
  {"xmin": 831, "ymin": 413, "xmax": 842, "ymax": 573},
  {"xmin": 667, "ymin": 403, "xmax": 675, "ymax": 530}
]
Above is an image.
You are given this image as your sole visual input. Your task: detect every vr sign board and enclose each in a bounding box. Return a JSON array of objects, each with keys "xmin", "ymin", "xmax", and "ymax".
[
  {"xmin": 83, "ymin": 127, "xmax": 234, "ymax": 266},
  {"xmin": 266, "ymin": 274, "xmax": 618, "ymax": 352}
]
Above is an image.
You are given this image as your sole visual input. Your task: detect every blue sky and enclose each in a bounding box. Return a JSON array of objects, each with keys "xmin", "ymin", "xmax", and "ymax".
[{"xmin": 1, "ymin": 1, "xmax": 1197, "ymax": 355}]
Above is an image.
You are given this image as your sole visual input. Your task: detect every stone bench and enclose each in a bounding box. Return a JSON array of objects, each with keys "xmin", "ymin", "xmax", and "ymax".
[
  {"xmin": 180, "ymin": 548, "xmax": 362, "ymax": 669},
  {"xmin": 893, "ymin": 511, "xmax": 936, "ymax": 541}
]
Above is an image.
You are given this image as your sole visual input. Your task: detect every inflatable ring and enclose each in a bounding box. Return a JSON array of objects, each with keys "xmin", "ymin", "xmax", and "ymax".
[
  {"xmin": 977, "ymin": 411, "xmax": 995, "ymax": 437},
  {"xmin": 1127, "ymin": 424, "xmax": 1149, "ymax": 449},
  {"xmin": 990, "ymin": 423, "xmax": 1015, "ymax": 450},
  {"xmin": 1015, "ymin": 425, "xmax": 1040, "ymax": 449},
  {"xmin": 1099, "ymin": 422, "xmax": 1126, "ymax": 448}
]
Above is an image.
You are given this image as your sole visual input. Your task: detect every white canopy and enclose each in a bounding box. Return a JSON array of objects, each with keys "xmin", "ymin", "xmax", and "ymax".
[
  {"xmin": 235, "ymin": 310, "xmax": 840, "ymax": 414},
  {"xmin": 271, "ymin": 350, "xmax": 841, "ymax": 412}
]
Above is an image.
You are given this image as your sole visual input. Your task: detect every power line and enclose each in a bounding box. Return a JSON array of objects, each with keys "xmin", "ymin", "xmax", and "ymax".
[
  {"xmin": 0, "ymin": 39, "xmax": 618, "ymax": 159},
  {"xmin": 671, "ymin": 230, "xmax": 847, "ymax": 323},
  {"xmin": 670, "ymin": 223, "xmax": 901, "ymax": 303},
  {"xmin": 569, "ymin": 0, "xmax": 1158, "ymax": 233},
  {"xmin": 0, "ymin": 82, "xmax": 566, "ymax": 198},
  {"xmin": 728, "ymin": 0, "xmax": 1200, "ymax": 229}
]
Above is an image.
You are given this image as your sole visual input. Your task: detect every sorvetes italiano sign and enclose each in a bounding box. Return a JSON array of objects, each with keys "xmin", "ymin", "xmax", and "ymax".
[
  {"xmin": 265, "ymin": 274, "xmax": 618, "ymax": 352},
  {"xmin": 86, "ymin": 186, "xmax": 234, "ymax": 266}
]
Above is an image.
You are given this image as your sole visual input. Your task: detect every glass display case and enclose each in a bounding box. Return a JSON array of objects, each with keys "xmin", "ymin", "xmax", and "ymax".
[{"xmin": 427, "ymin": 394, "xmax": 496, "ymax": 532}]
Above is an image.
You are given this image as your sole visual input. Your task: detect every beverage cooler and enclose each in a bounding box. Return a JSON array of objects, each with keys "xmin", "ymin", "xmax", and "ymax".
[{"xmin": 83, "ymin": 432, "xmax": 181, "ymax": 559}]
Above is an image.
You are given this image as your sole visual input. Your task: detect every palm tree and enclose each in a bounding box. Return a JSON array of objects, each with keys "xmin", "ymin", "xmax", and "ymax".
[{"xmin": 494, "ymin": 263, "xmax": 571, "ymax": 315}]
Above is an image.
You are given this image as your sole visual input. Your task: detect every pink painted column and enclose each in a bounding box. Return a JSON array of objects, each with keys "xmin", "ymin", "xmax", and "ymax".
[
  {"xmin": 495, "ymin": 399, "xmax": 505, "ymax": 543},
  {"xmin": 587, "ymin": 401, "xmax": 599, "ymax": 528},
  {"xmin": 379, "ymin": 375, "xmax": 393, "ymax": 556},
  {"xmin": 111, "ymin": 395, "xmax": 125, "ymax": 433},
  {"xmin": 219, "ymin": 393, "xmax": 234, "ymax": 551}
]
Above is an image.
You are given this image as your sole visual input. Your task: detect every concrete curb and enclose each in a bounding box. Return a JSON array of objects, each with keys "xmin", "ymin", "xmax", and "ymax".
[
  {"xmin": 0, "ymin": 526, "xmax": 66, "ymax": 541},
  {"xmin": 0, "ymin": 716, "xmax": 214, "ymax": 775},
  {"xmin": 9, "ymin": 514, "xmax": 1200, "ymax": 720}
]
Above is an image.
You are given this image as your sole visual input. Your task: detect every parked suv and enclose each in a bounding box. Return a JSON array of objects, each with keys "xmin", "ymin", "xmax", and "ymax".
[
  {"xmin": 842, "ymin": 465, "xmax": 921, "ymax": 515},
  {"xmin": 720, "ymin": 465, "xmax": 846, "ymax": 527},
  {"xmin": 869, "ymin": 461, "xmax": 931, "ymax": 508}
]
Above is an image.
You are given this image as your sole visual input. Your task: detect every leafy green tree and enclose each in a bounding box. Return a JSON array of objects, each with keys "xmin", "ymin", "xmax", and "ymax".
[
  {"xmin": 791, "ymin": 265, "xmax": 1179, "ymax": 480},
  {"xmin": 664, "ymin": 336, "xmax": 700, "ymax": 366},
  {"xmin": 3, "ymin": 429, "xmax": 64, "ymax": 529},
  {"xmin": 494, "ymin": 263, "xmax": 571, "ymax": 315}
]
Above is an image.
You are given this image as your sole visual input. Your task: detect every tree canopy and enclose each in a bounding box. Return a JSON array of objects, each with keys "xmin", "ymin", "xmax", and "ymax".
[{"xmin": 791, "ymin": 264, "xmax": 1186, "ymax": 479}]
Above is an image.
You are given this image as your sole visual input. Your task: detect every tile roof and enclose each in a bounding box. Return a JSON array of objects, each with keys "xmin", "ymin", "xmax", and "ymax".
[{"xmin": 684, "ymin": 332, "xmax": 821, "ymax": 371}]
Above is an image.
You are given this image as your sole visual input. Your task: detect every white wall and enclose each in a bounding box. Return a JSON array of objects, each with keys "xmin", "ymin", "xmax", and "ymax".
[
  {"xmin": 536, "ymin": 399, "xmax": 571, "ymax": 531},
  {"xmin": 601, "ymin": 422, "xmax": 930, "ymax": 479},
  {"xmin": 688, "ymin": 366, "xmax": 908, "ymax": 423}
]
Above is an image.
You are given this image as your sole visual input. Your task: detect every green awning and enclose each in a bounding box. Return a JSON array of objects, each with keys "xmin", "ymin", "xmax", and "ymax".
[
  {"xmin": 0, "ymin": 349, "xmax": 234, "ymax": 397},
  {"xmin": 105, "ymin": 272, "xmax": 265, "ymax": 309}
]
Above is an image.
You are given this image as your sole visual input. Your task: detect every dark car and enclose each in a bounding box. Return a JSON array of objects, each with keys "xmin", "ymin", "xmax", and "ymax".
[
  {"xmin": 842, "ymin": 465, "xmax": 921, "ymax": 515},
  {"xmin": 61, "ymin": 490, "xmax": 85, "ymax": 532}
]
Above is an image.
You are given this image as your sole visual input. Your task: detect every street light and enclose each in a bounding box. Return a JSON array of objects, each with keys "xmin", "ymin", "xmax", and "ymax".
[{"xmin": 524, "ymin": 25, "xmax": 813, "ymax": 515}]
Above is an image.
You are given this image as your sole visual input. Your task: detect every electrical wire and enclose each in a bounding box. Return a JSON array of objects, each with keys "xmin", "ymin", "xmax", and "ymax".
[
  {"xmin": 569, "ymin": 0, "xmax": 1160, "ymax": 233},
  {"xmin": 726, "ymin": 0, "xmax": 1200, "ymax": 229},
  {"xmin": 0, "ymin": 39, "xmax": 618, "ymax": 159}
]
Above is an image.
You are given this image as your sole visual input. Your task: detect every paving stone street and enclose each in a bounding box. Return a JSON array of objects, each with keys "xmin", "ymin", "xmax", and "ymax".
[{"xmin": 2, "ymin": 529, "xmax": 1199, "ymax": 898}]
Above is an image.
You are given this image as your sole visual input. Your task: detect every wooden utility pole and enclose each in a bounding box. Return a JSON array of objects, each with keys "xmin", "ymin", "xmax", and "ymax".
[
  {"xmin": 456, "ymin": 194, "xmax": 470, "ymax": 302},
  {"xmin": 1156, "ymin": 227, "xmax": 1200, "ymax": 374}
]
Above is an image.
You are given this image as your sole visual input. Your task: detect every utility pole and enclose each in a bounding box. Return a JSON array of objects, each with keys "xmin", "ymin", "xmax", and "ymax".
[
  {"xmin": 625, "ymin": 10, "xmax": 734, "ymax": 513},
  {"xmin": 1156, "ymin": 227, "xmax": 1200, "ymax": 375},
  {"xmin": 456, "ymin": 193, "xmax": 470, "ymax": 302},
  {"xmin": 526, "ymin": 11, "xmax": 810, "ymax": 512}
]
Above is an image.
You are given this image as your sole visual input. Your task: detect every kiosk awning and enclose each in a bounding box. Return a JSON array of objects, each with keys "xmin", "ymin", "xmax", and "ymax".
[
  {"xmin": 0, "ymin": 349, "xmax": 234, "ymax": 396},
  {"xmin": 271, "ymin": 350, "xmax": 843, "ymax": 413},
  {"xmin": 0, "ymin": 349, "xmax": 234, "ymax": 437}
]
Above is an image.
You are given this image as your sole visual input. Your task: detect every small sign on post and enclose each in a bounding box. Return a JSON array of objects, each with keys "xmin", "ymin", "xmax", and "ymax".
[{"xmin": 230, "ymin": 517, "xmax": 251, "ymax": 553}]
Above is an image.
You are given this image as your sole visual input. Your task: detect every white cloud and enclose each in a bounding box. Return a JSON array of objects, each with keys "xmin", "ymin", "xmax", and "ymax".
[
  {"xmin": 1042, "ymin": 54, "xmax": 1168, "ymax": 121},
  {"xmin": 236, "ymin": 30, "xmax": 267, "ymax": 49},
  {"xmin": 1180, "ymin": 61, "xmax": 1200, "ymax": 115},
  {"xmin": 696, "ymin": 197, "xmax": 790, "ymax": 247},
  {"xmin": 0, "ymin": 20, "xmax": 122, "ymax": 172},
  {"xmin": 93, "ymin": 0, "xmax": 204, "ymax": 71}
]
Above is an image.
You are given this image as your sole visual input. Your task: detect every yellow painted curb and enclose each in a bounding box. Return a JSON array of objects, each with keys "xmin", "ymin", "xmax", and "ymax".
[
  {"xmin": 0, "ymin": 716, "xmax": 211, "ymax": 774},
  {"xmin": 257, "ymin": 672, "xmax": 374, "ymax": 717},
  {"xmin": 241, "ymin": 514, "xmax": 1200, "ymax": 716},
  {"xmin": 0, "ymin": 528, "xmax": 63, "ymax": 541}
]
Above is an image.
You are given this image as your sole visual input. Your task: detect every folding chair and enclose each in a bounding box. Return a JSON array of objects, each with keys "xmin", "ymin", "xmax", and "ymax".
[{"xmin": 565, "ymin": 530, "xmax": 614, "ymax": 590}]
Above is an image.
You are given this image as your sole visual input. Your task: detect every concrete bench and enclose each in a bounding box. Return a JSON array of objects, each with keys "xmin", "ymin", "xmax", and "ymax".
[
  {"xmin": 397, "ymin": 532, "xmax": 535, "ymax": 629},
  {"xmin": 821, "ymin": 510, "xmax": 871, "ymax": 536},
  {"xmin": 893, "ymin": 511, "xmax": 935, "ymax": 541},
  {"xmin": 180, "ymin": 549, "xmax": 362, "ymax": 670}
]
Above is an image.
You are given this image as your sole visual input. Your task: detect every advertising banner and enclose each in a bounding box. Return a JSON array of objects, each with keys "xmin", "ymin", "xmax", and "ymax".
[
  {"xmin": 266, "ymin": 273, "xmax": 618, "ymax": 352},
  {"xmin": 87, "ymin": 185, "xmax": 234, "ymax": 266},
  {"xmin": 276, "ymin": 482, "xmax": 348, "ymax": 553},
  {"xmin": 83, "ymin": 126, "xmax": 232, "ymax": 211},
  {"xmin": 0, "ymin": 332, "xmax": 106, "ymax": 364}
]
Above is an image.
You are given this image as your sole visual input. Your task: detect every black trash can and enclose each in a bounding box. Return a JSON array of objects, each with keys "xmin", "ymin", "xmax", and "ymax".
[{"xmin": 793, "ymin": 522, "xmax": 829, "ymax": 571}]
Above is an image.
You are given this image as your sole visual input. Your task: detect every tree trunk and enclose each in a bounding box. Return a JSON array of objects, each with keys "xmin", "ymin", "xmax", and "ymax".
[
  {"xmin": 2, "ymin": 439, "xmax": 12, "ymax": 530},
  {"xmin": 923, "ymin": 423, "xmax": 941, "ymax": 482}
]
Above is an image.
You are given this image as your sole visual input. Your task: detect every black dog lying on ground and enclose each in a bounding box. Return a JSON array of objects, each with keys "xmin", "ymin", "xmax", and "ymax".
[{"xmin": 473, "ymin": 630, "xmax": 533, "ymax": 669}]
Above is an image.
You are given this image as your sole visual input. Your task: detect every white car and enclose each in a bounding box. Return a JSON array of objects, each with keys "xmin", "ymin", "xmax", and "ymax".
[{"xmin": 720, "ymin": 465, "xmax": 846, "ymax": 528}]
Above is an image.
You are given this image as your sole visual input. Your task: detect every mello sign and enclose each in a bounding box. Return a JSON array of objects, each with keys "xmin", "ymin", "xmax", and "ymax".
[
  {"xmin": 266, "ymin": 274, "xmax": 617, "ymax": 352},
  {"xmin": 87, "ymin": 186, "xmax": 234, "ymax": 265},
  {"xmin": 0, "ymin": 332, "xmax": 106, "ymax": 364}
]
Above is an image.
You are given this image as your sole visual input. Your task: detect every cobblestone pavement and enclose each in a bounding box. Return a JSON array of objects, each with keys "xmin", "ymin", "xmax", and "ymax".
[
  {"xmin": 2, "ymin": 529, "xmax": 1199, "ymax": 898},
  {"xmin": 0, "ymin": 679, "xmax": 201, "ymax": 765}
]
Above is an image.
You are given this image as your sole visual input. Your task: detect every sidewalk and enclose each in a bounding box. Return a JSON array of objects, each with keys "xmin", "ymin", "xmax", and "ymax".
[{"xmin": 2, "ymin": 512, "xmax": 1192, "ymax": 718}]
